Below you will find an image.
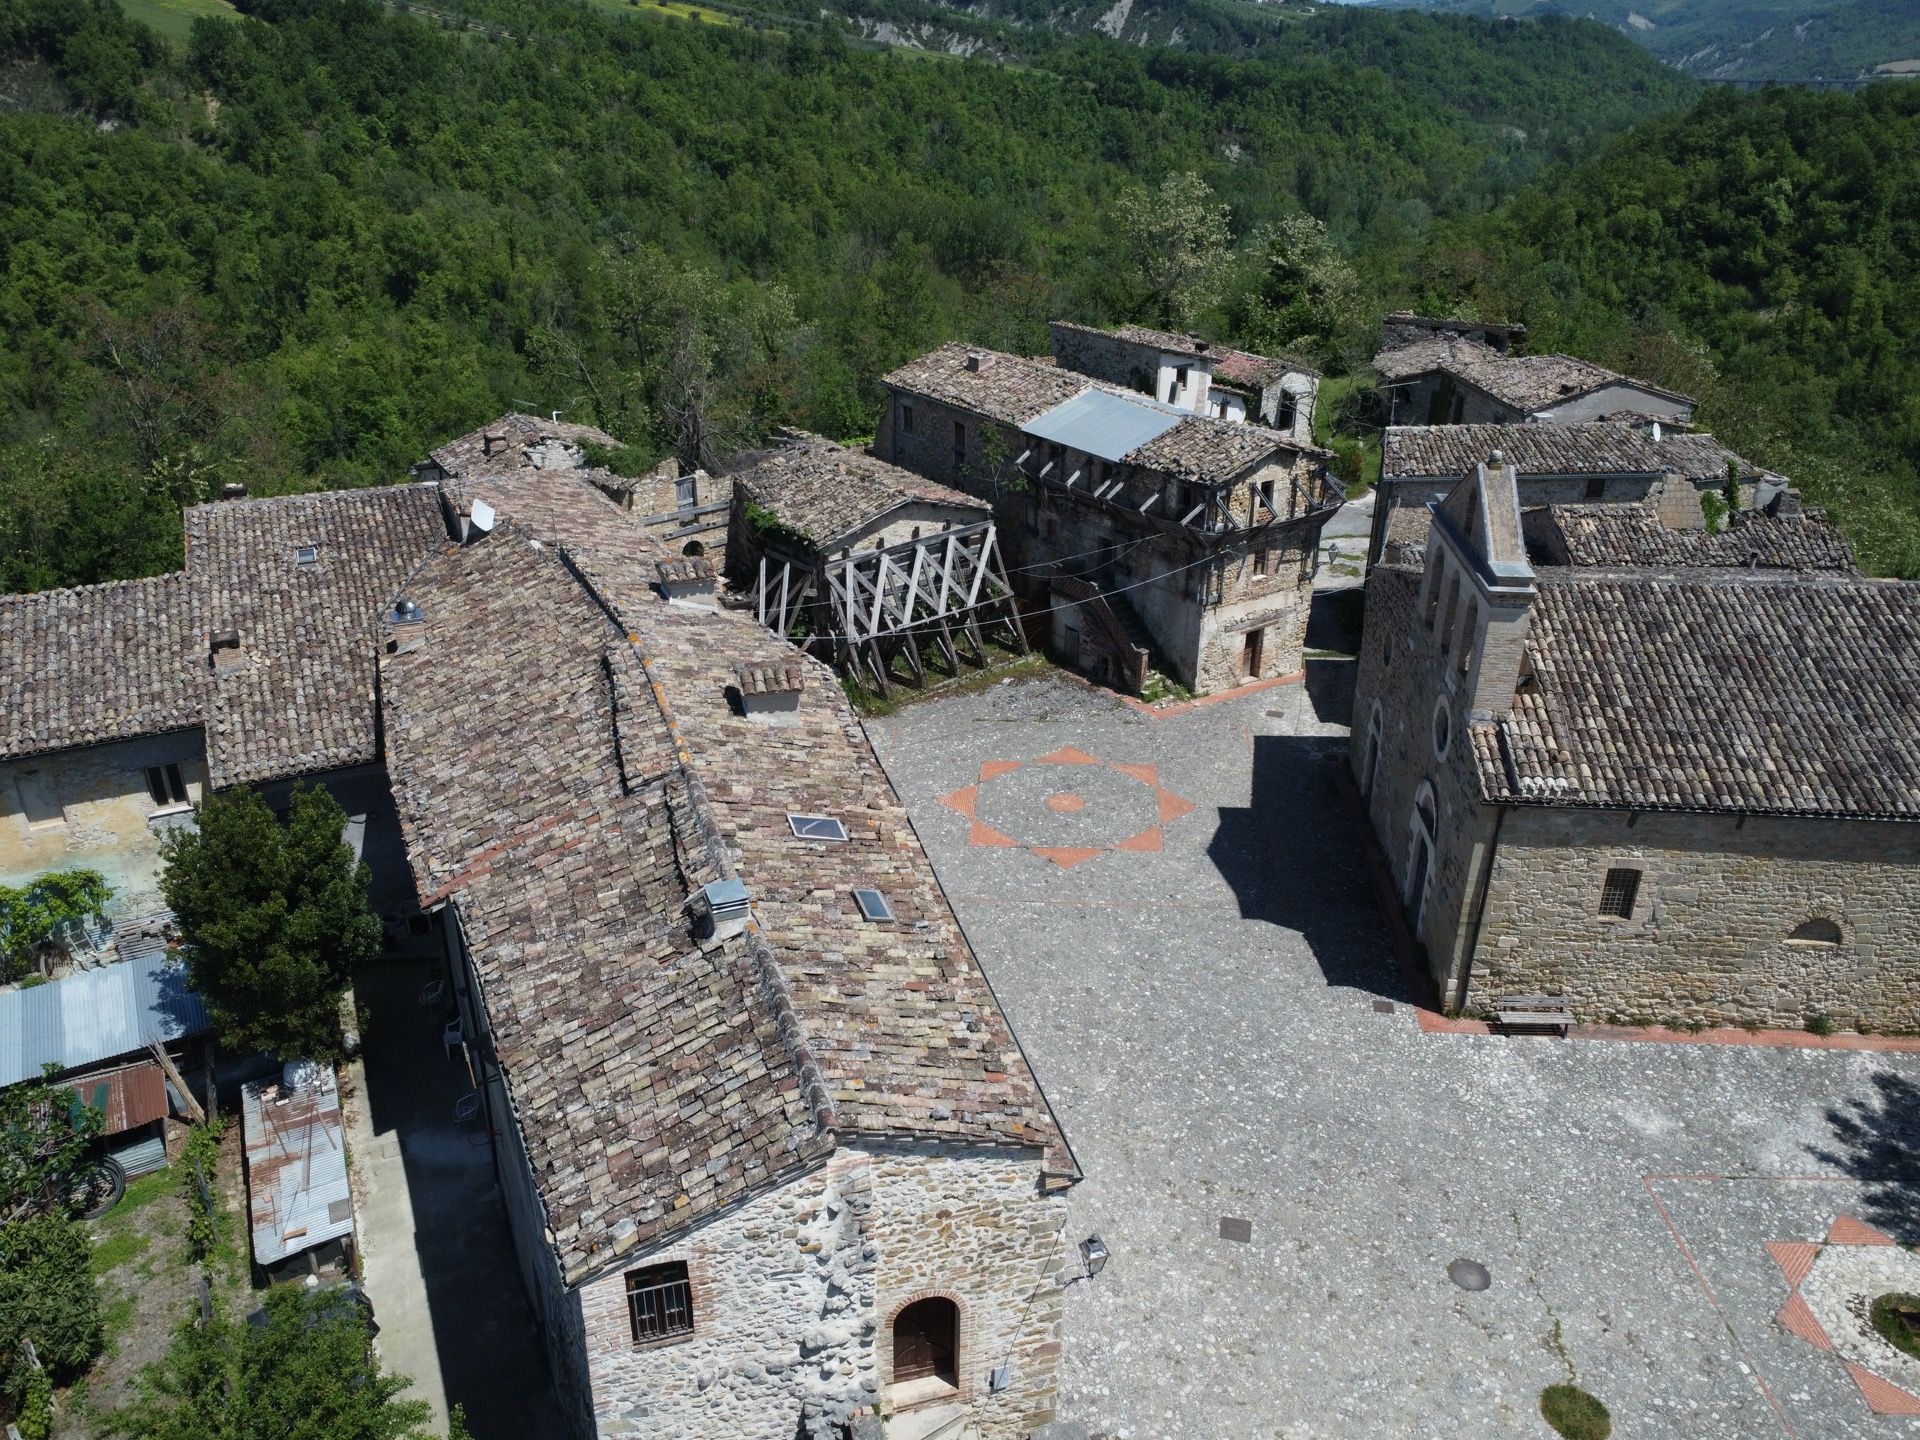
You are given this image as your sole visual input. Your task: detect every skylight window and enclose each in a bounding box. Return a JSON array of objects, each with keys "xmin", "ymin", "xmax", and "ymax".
[
  {"xmin": 787, "ymin": 814, "xmax": 848, "ymax": 842},
  {"xmin": 295, "ymin": 544, "xmax": 319, "ymax": 569},
  {"xmin": 853, "ymin": 889, "xmax": 893, "ymax": 922}
]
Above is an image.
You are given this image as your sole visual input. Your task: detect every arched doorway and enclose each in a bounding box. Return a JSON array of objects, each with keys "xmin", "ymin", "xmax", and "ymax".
[
  {"xmin": 892, "ymin": 1296, "xmax": 959, "ymax": 1394},
  {"xmin": 1406, "ymin": 781, "xmax": 1438, "ymax": 932}
]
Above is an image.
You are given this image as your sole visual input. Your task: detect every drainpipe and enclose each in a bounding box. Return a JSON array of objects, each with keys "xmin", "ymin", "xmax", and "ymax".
[{"xmin": 1456, "ymin": 803, "xmax": 1508, "ymax": 1014}]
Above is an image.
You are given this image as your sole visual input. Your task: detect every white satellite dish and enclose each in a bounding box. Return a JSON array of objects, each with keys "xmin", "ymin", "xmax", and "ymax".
[{"xmin": 470, "ymin": 498, "xmax": 496, "ymax": 533}]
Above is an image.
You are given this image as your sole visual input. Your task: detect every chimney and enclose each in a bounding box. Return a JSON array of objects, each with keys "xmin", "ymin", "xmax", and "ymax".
[
  {"xmin": 384, "ymin": 597, "xmax": 427, "ymax": 655},
  {"xmin": 656, "ymin": 554, "xmax": 717, "ymax": 608},
  {"xmin": 964, "ymin": 350, "xmax": 989, "ymax": 373},
  {"xmin": 209, "ymin": 629, "xmax": 243, "ymax": 672},
  {"xmin": 220, "ymin": 482, "xmax": 248, "ymax": 500},
  {"xmin": 686, "ymin": 877, "xmax": 751, "ymax": 944},
  {"xmin": 481, "ymin": 432, "xmax": 508, "ymax": 457},
  {"xmin": 733, "ymin": 661, "xmax": 804, "ymax": 726}
]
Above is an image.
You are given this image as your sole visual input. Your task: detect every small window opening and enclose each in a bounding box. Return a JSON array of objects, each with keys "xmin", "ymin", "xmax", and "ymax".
[
  {"xmin": 853, "ymin": 889, "xmax": 894, "ymax": 922},
  {"xmin": 1787, "ymin": 917, "xmax": 1842, "ymax": 946},
  {"xmin": 1584, "ymin": 476, "xmax": 1606, "ymax": 501},
  {"xmin": 787, "ymin": 814, "xmax": 849, "ymax": 842},
  {"xmin": 145, "ymin": 763, "xmax": 189, "ymax": 807},
  {"xmin": 1598, "ymin": 867, "xmax": 1640, "ymax": 919},
  {"xmin": 901, "ymin": 403, "xmax": 914, "ymax": 435},
  {"xmin": 295, "ymin": 544, "xmax": 319, "ymax": 569},
  {"xmin": 625, "ymin": 1262, "xmax": 693, "ymax": 1345},
  {"xmin": 681, "ymin": 539, "xmax": 705, "ymax": 557}
]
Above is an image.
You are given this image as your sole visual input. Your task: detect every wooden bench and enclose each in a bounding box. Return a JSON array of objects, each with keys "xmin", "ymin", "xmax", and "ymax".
[{"xmin": 1494, "ymin": 993, "xmax": 1574, "ymax": 1036}]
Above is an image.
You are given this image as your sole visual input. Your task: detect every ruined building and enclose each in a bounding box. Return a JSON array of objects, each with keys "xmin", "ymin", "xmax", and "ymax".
[
  {"xmin": 1350, "ymin": 455, "xmax": 1920, "ymax": 1032},
  {"xmin": 876, "ymin": 340, "xmax": 1340, "ymax": 696}
]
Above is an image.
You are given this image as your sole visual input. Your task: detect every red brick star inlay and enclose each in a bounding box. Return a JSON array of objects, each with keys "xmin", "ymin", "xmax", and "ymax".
[{"xmin": 938, "ymin": 750, "xmax": 1197, "ymax": 869}]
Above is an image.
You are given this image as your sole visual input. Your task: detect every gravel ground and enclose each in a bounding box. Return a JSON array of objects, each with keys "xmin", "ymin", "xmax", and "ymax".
[{"xmin": 867, "ymin": 667, "xmax": 1920, "ymax": 1440}]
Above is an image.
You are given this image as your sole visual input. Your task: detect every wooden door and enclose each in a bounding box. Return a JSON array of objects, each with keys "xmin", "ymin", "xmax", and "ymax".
[
  {"xmin": 1242, "ymin": 627, "xmax": 1265, "ymax": 677},
  {"xmin": 893, "ymin": 1298, "xmax": 958, "ymax": 1385}
]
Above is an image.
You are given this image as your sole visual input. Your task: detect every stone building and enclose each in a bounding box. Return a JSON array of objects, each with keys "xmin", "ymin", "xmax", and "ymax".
[
  {"xmin": 1047, "ymin": 320, "xmax": 1320, "ymax": 441},
  {"xmin": 876, "ymin": 341, "xmax": 1340, "ymax": 696},
  {"xmin": 0, "ymin": 484, "xmax": 447, "ymax": 920},
  {"xmin": 1374, "ymin": 319, "xmax": 1693, "ymax": 427},
  {"xmin": 726, "ymin": 433, "xmax": 1027, "ymax": 695},
  {"xmin": 381, "ymin": 438, "xmax": 1080, "ymax": 1439},
  {"xmin": 1350, "ymin": 457, "xmax": 1920, "ymax": 1032},
  {"xmin": 1370, "ymin": 421, "xmax": 1783, "ymax": 566}
]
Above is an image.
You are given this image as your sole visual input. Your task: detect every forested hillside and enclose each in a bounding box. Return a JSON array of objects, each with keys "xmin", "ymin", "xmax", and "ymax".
[
  {"xmin": 0, "ymin": 0, "xmax": 1688, "ymax": 590},
  {"xmin": 1412, "ymin": 83, "xmax": 1920, "ymax": 576}
]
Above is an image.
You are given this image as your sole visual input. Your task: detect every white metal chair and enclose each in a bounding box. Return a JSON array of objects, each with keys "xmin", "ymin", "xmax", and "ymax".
[
  {"xmin": 441, "ymin": 1017, "xmax": 464, "ymax": 1059},
  {"xmin": 453, "ymin": 1092, "xmax": 482, "ymax": 1125}
]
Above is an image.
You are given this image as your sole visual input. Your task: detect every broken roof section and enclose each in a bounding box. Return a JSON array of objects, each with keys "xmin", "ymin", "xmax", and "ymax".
[
  {"xmin": 731, "ymin": 433, "xmax": 984, "ymax": 550},
  {"xmin": 242, "ymin": 1067, "xmax": 352, "ymax": 1268}
]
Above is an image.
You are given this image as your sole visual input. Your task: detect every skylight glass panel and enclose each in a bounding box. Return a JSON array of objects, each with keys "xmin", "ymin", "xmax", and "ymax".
[
  {"xmin": 787, "ymin": 814, "xmax": 848, "ymax": 842},
  {"xmin": 853, "ymin": 889, "xmax": 893, "ymax": 922}
]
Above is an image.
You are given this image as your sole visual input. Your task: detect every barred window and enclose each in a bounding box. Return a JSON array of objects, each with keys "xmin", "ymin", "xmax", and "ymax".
[
  {"xmin": 1598, "ymin": 867, "xmax": 1640, "ymax": 919},
  {"xmin": 626, "ymin": 1262, "xmax": 694, "ymax": 1345}
]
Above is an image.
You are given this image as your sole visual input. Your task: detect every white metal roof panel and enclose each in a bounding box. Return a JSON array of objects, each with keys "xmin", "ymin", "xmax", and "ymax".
[{"xmin": 1024, "ymin": 390, "xmax": 1182, "ymax": 463}]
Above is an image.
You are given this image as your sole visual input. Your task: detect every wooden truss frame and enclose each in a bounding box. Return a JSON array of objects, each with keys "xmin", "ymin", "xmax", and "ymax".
[{"xmin": 750, "ymin": 521, "xmax": 1027, "ymax": 696}]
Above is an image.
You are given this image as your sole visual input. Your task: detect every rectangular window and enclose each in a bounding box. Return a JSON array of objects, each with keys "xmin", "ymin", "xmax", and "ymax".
[
  {"xmin": 853, "ymin": 889, "xmax": 894, "ymax": 922},
  {"xmin": 1252, "ymin": 546, "xmax": 1271, "ymax": 577},
  {"xmin": 1599, "ymin": 867, "xmax": 1640, "ymax": 919},
  {"xmin": 625, "ymin": 1262, "xmax": 694, "ymax": 1345},
  {"xmin": 952, "ymin": 420, "xmax": 966, "ymax": 469},
  {"xmin": 294, "ymin": 544, "xmax": 319, "ymax": 570},
  {"xmin": 145, "ymin": 763, "xmax": 188, "ymax": 807},
  {"xmin": 901, "ymin": 403, "xmax": 914, "ymax": 435},
  {"xmin": 1276, "ymin": 393, "xmax": 1298, "ymax": 430},
  {"xmin": 787, "ymin": 814, "xmax": 849, "ymax": 842},
  {"xmin": 675, "ymin": 476, "xmax": 698, "ymax": 510},
  {"xmin": 1584, "ymin": 476, "xmax": 1606, "ymax": 501}
]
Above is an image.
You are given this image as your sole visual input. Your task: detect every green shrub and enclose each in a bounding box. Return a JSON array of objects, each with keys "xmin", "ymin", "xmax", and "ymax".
[
  {"xmin": 0, "ymin": 1214, "xmax": 104, "ymax": 1410},
  {"xmin": 1806, "ymin": 1012, "xmax": 1837, "ymax": 1037},
  {"xmin": 1540, "ymin": 1384, "xmax": 1611, "ymax": 1439},
  {"xmin": 1871, "ymin": 1293, "xmax": 1920, "ymax": 1361}
]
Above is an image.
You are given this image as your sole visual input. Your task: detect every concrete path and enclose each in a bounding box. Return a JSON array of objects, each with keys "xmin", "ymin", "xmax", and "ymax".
[
  {"xmin": 346, "ymin": 959, "xmax": 566, "ymax": 1439},
  {"xmin": 868, "ymin": 668, "xmax": 1920, "ymax": 1440}
]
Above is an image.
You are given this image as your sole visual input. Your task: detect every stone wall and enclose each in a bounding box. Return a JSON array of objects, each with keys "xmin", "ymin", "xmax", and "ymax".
[
  {"xmin": 1533, "ymin": 383, "xmax": 1692, "ymax": 426},
  {"xmin": 1348, "ymin": 562, "xmax": 1499, "ymax": 1004},
  {"xmin": 0, "ymin": 731, "xmax": 207, "ymax": 917},
  {"xmin": 1370, "ymin": 474, "xmax": 1663, "ymax": 563},
  {"xmin": 1468, "ymin": 808, "xmax": 1920, "ymax": 1030},
  {"xmin": 577, "ymin": 1143, "xmax": 1068, "ymax": 1440}
]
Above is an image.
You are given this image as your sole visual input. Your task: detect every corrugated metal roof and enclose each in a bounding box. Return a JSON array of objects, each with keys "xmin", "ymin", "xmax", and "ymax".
[
  {"xmin": 0, "ymin": 952, "xmax": 211, "ymax": 1087},
  {"xmin": 1024, "ymin": 389, "xmax": 1182, "ymax": 463},
  {"xmin": 67, "ymin": 1061, "xmax": 170, "ymax": 1135},
  {"xmin": 242, "ymin": 1068, "xmax": 353, "ymax": 1266}
]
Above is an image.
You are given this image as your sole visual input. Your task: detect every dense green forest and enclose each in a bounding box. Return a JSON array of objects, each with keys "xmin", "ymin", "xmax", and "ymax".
[
  {"xmin": 0, "ymin": 0, "xmax": 1913, "ymax": 588},
  {"xmin": 1411, "ymin": 82, "xmax": 1920, "ymax": 576},
  {"xmin": 0, "ymin": 0, "xmax": 1687, "ymax": 589}
]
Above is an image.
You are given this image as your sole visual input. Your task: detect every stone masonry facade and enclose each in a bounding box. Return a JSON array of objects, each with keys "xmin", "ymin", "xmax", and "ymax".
[
  {"xmin": 576, "ymin": 1145, "xmax": 1069, "ymax": 1439},
  {"xmin": 1469, "ymin": 808, "xmax": 1920, "ymax": 1030}
]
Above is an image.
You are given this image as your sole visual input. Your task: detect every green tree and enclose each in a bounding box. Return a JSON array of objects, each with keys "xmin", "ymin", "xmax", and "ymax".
[
  {"xmin": 1115, "ymin": 172, "xmax": 1232, "ymax": 331},
  {"xmin": 0, "ymin": 868, "xmax": 111, "ymax": 981},
  {"xmin": 159, "ymin": 784, "xmax": 380, "ymax": 1063},
  {"xmin": 0, "ymin": 1213, "xmax": 104, "ymax": 1415},
  {"xmin": 0, "ymin": 1071, "xmax": 106, "ymax": 1223},
  {"xmin": 111, "ymin": 1287, "xmax": 433, "ymax": 1440},
  {"xmin": 1231, "ymin": 213, "xmax": 1370, "ymax": 371}
]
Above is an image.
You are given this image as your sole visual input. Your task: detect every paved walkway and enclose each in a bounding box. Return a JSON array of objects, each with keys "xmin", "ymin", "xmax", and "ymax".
[
  {"xmin": 346, "ymin": 959, "xmax": 566, "ymax": 1438},
  {"xmin": 867, "ymin": 667, "xmax": 1920, "ymax": 1440}
]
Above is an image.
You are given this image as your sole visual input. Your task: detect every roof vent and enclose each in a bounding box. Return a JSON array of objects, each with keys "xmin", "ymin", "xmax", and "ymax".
[
  {"xmin": 686, "ymin": 877, "xmax": 751, "ymax": 942},
  {"xmin": 736, "ymin": 662, "xmax": 804, "ymax": 725},
  {"xmin": 384, "ymin": 598, "xmax": 427, "ymax": 655},
  {"xmin": 658, "ymin": 556, "xmax": 718, "ymax": 608},
  {"xmin": 965, "ymin": 350, "xmax": 989, "ymax": 373},
  {"xmin": 221, "ymin": 482, "xmax": 248, "ymax": 500}
]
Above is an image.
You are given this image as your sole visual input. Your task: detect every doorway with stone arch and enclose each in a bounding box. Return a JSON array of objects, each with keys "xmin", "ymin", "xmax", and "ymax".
[
  {"xmin": 889, "ymin": 1295, "xmax": 960, "ymax": 1408},
  {"xmin": 1406, "ymin": 780, "xmax": 1438, "ymax": 933}
]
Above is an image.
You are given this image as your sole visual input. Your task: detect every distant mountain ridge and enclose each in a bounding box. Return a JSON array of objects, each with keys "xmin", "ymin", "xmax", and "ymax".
[{"xmin": 1347, "ymin": 0, "xmax": 1920, "ymax": 81}]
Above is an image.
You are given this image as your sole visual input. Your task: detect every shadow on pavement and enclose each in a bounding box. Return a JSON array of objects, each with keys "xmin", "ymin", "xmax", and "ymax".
[
  {"xmin": 355, "ymin": 959, "xmax": 566, "ymax": 1439},
  {"xmin": 1810, "ymin": 1071, "xmax": 1920, "ymax": 1242},
  {"xmin": 1207, "ymin": 736, "xmax": 1417, "ymax": 1005}
]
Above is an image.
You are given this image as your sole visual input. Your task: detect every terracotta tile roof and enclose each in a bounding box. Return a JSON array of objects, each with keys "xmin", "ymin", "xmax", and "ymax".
[
  {"xmin": 0, "ymin": 574, "xmax": 206, "ymax": 760},
  {"xmin": 427, "ymin": 412, "xmax": 619, "ymax": 481},
  {"xmin": 656, "ymin": 556, "xmax": 715, "ymax": 585},
  {"xmin": 1383, "ymin": 423, "xmax": 1667, "ymax": 480},
  {"xmin": 881, "ymin": 342, "xmax": 1088, "ymax": 426},
  {"xmin": 1476, "ymin": 570, "xmax": 1920, "ymax": 819},
  {"xmin": 1213, "ymin": 345, "xmax": 1319, "ymax": 388},
  {"xmin": 1448, "ymin": 352, "xmax": 1694, "ymax": 414},
  {"xmin": 732, "ymin": 434, "xmax": 984, "ymax": 549},
  {"xmin": 1124, "ymin": 415, "xmax": 1322, "ymax": 487},
  {"xmin": 186, "ymin": 485, "xmax": 449, "ymax": 787},
  {"xmin": 382, "ymin": 461, "xmax": 1069, "ymax": 1275},
  {"xmin": 1536, "ymin": 505, "xmax": 1856, "ymax": 572},
  {"xmin": 734, "ymin": 660, "xmax": 805, "ymax": 696},
  {"xmin": 1372, "ymin": 334, "xmax": 1497, "ymax": 382},
  {"xmin": 1651, "ymin": 430, "xmax": 1780, "ymax": 484}
]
